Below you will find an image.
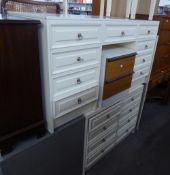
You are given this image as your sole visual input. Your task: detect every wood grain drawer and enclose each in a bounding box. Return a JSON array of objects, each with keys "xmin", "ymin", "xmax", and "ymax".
[
  {"xmin": 105, "ymin": 56, "xmax": 135, "ymax": 82},
  {"xmin": 88, "ymin": 113, "xmax": 119, "ymax": 142},
  {"xmin": 156, "ymin": 45, "xmax": 170, "ymax": 59},
  {"xmin": 136, "ymin": 40, "xmax": 155, "ymax": 52},
  {"xmin": 51, "ymin": 47, "xmax": 101, "ymax": 75},
  {"xmin": 161, "ymin": 18, "xmax": 170, "ymax": 30},
  {"xmin": 103, "ymin": 74, "xmax": 133, "ymax": 100},
  {"xmin": 138, "ymin": 26, "xmax": 158, "ymax": 38},
  {"xmin": 159, "ymin": 30, "xmax": 170, "ymax": 45},
  {"xmin": 53, "ymin": 68, "xmax": 99, "ymax": 100},
  {"xmin": 50, "ymin": 22, "xmax": 101, "ymax": 49},
  {"xmin": 54, "ymin": 87, "xmax": 98, "ymax": 118},
  {"xmin": 104, "ymin": 24, "xmax": 136, "ymax": 44},
  {"xmin": 135, "ymin": 55, "xmax": 152, "ymax": 67},
  {"xmin": 89, "ymin": 102, "xmax": 120, "ymax": 131}
]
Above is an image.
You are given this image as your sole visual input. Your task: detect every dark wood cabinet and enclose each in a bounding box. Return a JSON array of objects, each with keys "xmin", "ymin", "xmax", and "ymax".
[{"xmin": 0, "ymin": 16, "xmax": 45, "ymax": 153}]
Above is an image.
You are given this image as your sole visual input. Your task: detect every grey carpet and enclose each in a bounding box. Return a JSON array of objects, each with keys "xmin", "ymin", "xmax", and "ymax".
[{"xmin": 86, "ymin": 102, "xmax": 170, "ymax": 175}]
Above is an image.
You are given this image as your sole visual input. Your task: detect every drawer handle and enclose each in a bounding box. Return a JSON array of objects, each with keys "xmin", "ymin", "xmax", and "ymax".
[
  {"xmin": 140, "ymin": 71, "xmax": 144, "ymax": 75},
  {"xmin": 131, "ymin": 98, "xmax": 134, "ymax": 101},
  {"xmin": 77, "ymin": 78, "xmax": 82, "ymax": 84},
  {"xmin": 126, "ymin": 129, "xmax": 129, "ymax": 133},
  {"xmin": 102, "ymin": 138, "xmax": 106, "ymax": 142},
  {"xmin": 129, "ymin": 109, "xmax": 133, "ymax": 112},
  {"xmin": 128, "ymin": 119, "xmax": 131, "ymax": 123},
  {"xmin": 77, "ymin": 98, "xmax": 82, "ymax": 104},
  {"xmin": 121, "ymin": 31, "xmax": 125, "ymax": 36},
  {"xmin": 77, "ymin": 33, "xmax": 83, "ymax": 40},
  {"xmin": 166, "ymin": 19, "xmax": 169, "ymax": 23},
  {"xmin": 120, "ymin": 64, "xmax": 124, "ymax": 68},
  {"xmin": 143, "ymin": 59, "xmax": 146, "ymax": 63},
  {"xmin": 101, "ymin": 150, "xmax": 105, "ymax": 153},
  {"xmin": 103, "ymin": 126, "xmax": 107, "ymax": 131},
  {"xmin": 145, "ymin": 45, "xmax": 148, "ymax": 49},
  {"xmin": 106, "ymin": 114, "xmax": 111, "ymax": 119},
  {"xmin": 147, "ymin": 30, "xmax": 151, "ymax": 34},
  {"xmin": 77, "ymin": 57, "xmax": 83, "ymax": 62}
]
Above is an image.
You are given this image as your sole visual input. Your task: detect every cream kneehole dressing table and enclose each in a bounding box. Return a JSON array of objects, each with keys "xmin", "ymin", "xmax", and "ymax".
[{"xmin": 9, "ymin": 11, "xmax": 159, "ymax": 171}]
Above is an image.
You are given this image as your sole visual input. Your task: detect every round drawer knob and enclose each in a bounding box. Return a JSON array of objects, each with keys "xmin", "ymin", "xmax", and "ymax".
[
  {"xmin": 143, "ymin": 59, "xmax": 146, "ymax": 62},
  {"xmin": 78, "ymin": 33, "xmax": 83, "ymax": 40},
  {"xmin": 77, "ymin": 98, "xmax": 82, "ymax": 104},
  {"xmin": 126, "ymin": 129, "xmax": 129, "ymax": 133},
  {"xmin": 121, "ymin": 31, "xmax": 125, "ymax": 36},
  {"xmin": 145, "ymin": 45, "xmax": 148, "ymax": 49},
  {"xmin": 128, "ymin": 119, "xmax": 131, "ymax": 122},
  {"xmin": 103, "ymin": 126, "xmax": 107, "ymax": 131},
  {"xmin": 129, "ymin": 109, "xmax": 133, "ymax": 112},
  {"xmin": 147, "ymin": 30, "xmax": 151, "ymax": 34},
  {"xmin": 107, "ymin": 114, "xmax": 110, "ymax": 119},
  {"xmin": 140, "ymin": 72, "xmax": 144, "ymax": 75},
  {"xmin": 77, "ymin": 57, "xmax": 81, "ymax": 62},
  {"xmin": 102, "ymin": 138, "xmax": 106, "ymax": 142},
  {"xmin": 77, "ymin": 78, "xmax": 81, "ymax": 84},
  {"xmin": 131, "ymin": 98, "xmax": 134, "ymax": 101},
  {"xmin": 166, "ymin": 20, "xmax": 169, "ymax": 23},
  {"xmin": 120, "ymin": 64, "xmax": 124, "ymax": 68}
]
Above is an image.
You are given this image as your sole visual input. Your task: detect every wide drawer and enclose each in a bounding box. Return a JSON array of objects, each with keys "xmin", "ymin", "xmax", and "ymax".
[
  {"xmin": 105, "ymin": 56, "xmax": 135, "ymax": 82},
  {"xmin": 88, "ymin": 113, "xmax": 119, "ymax": 142},
  {"xmin": 138, "ymin": 26, "xmax": 158, "ymax": 38},
  {"xmin": 136, "ymin": 40, "xmax": 155, "ymax": 52},
  {"xmin": 103, "ymin": 74, "xmax": 133, "ymax": 100},
  {"xmin": 51, "ymin": 47, "xmax": 101, "ymax": 75},
  {"xmin": 89, "ymin": 102, "xmax": 120, "ymax": 131},
  {"xmin": 53, "ymin": 68, "xmax": 99, "ymax": 100},
  {"xmin": 104, "ymin": 25, "xmax": 136, "ymax": 44},
  {"xmin": 50, "ymin": 22, "xmax": 101, "ymax": 49},
  {"xmin": 54, "ymin": 87, "xmax": 98, "ymax": 118},
  {"xmin": 134, "ymin": 55, "xmax": 152, "ymax": 67}
]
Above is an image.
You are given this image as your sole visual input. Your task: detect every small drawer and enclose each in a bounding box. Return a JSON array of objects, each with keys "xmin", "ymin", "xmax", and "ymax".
[
  {"xmin": 54, "ymin": 87, "xmax": 98, "ymax": 118},
  {"xmin": 51, "ymin": 47, "xmax": 101, "ymax": 75},
  {"xmin": 50, "ymin": 23, "xmax": 101, "ymax": 49},
  {"xmin": 134, "ymin": 61, "xmax": 151, "ymax": 73},
  {"xmin": 104, "ymin": 25, "xmax": 136, "ymax": 44},
  {"xmin": 133, "ymin": 66, "xmax": 150, "ymax": 80},
  {"xmin": 131, "ymin": 76, "xmax": 146, "ymax": 88},
  {"xmin": 159, "ymin": 30, "xmax": 170, "ymax": 45},
  {"xmin": 135, "ymin": 55, "xmax": 152, "ymax": 67},
  {"xmin": 88, "ymin": 129, "xmax": 116, "ymax": 155},
  {"xmin": 161, "ymin": 18, "xmax": 170, "ymax": 30},
  {"xmin": 89, "ymin": 102, "xmax": 120, "ymax": 131},
  {"xmin": 136, "ymin": 40, "xmax": 155, "ymax": 52},
  {"xmin": 88, "ymin": 113, "xmax": 119, "ymax": 142},
  {"xmin": 105, "ymin": 56, "xmax": 135, "ymax": 82},
  {"xmin": 53, "ymin": 68, "xmax": 99, "ymax": 100},
  {"xmin": 138, "ymin": 26, "xmax": 158, "ymax": 38},
  {"xmin": 121, "ymin": 93, "xmax": 141, "ymax": 107},
  {"xmin": 103, "ymin": 74, "xmax": 133, "ymax": 100}
]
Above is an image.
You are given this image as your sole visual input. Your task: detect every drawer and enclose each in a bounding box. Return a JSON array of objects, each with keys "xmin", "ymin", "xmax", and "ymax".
[
  {"xmin": 117, "ymin": 117, "xmax": 137, "ymax": 137},
  {"xmin": 105, "ymin": 56, "xmax": 135, "ymax": 82},
  {"xmin": 53, "ymin": 68, "xmax": 99, "ymax": 100},
  {"xmin": 88, "ymin": 128, "xmax": 116, "ymax": 156},
  {"xmin": 138, "ymin": 26, "xmax": 158, "ymax": 38},
  {"xmin": 161, "ymin": 18, "xmax": 170, "ymax": 30},
  {"xmin": 134, "ymin": 61, "xmax": 151, "ymax": 73},
  {"xmin": 156, "ymin": 45, "xmax": 170, "ymax": 59},
  {"xmin": 103, "ymin": 74, "xmax": 133, "ymax": 100},
  {"xmin": 159, "ymin": 30, "xmax": 170, "ymax": 45},
  {"xmin": 135, "ymin": 55, "xmax": 152, "ymax": 67},
  {"xmin": 131, "ymin": 76, "xmax": 146, "ymax": 87},
  {"xmin": 54, "ymin": 87, "xmax": 98, "ymax": 118},
  {"xmin": 89, "ymin": 102, "xmax": 120, "ymax": 131},
  {"xmin": 104, "ymin": 25, "xmax": 136, "ymax": 44},
  {"xmin": 50, "ymin": 23, "xmax": 101, "ymax": 49},
  {"xmin": 51, "ymin": 47, "xmax": 101, "ymax": 75},
  {"xmin": 88, "ymin": 113, "xmax": 119, "ymax": 142},
  {"xmin": 136, "ymin": 40, "xmax": 155, "ymax": 52},
  {"xmin": 133, "ymin": 66, "xmax": 150, "ymax": 80}
]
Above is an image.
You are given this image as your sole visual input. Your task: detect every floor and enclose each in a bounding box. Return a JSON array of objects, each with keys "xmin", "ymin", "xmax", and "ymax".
[{"xmin": 86, "ymin": 101, "xmax": 170, "ymax": 175}]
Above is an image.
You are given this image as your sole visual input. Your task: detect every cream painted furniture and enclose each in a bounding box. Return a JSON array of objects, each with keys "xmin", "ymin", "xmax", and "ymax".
[{"xmin": 9, "ymin": 12, "xmax": 159, "ymax": 172}]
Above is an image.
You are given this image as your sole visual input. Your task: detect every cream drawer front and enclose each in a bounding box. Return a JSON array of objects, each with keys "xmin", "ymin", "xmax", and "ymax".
[
  {"xmin": 136, "ymin": 40, "xmax": 155, "ymax": 52},
  {"xmin": 51, "ymin": 47, "xmax": 101, "ymax": 75},
  {"xmin": 104, "ymin": 25, "xmax": 136, "ymax": 44},
  {"xmin": 117, "ymin": 117, "xmax": 137, "ymax": 137},
  {"xmin": 53, "ymin": 68, "xmax": 99, "ymax": 100},
  {"xmin": 138, "ymin": 26, "xmax": 158, "ymax": 38},
  {"xmin": 50, "ymin": 23, "xmax": 101, "ymax": 49},
  {"xmin": 88, "ymin": 114, "xmax": 119, "ymax": 142},
  {"xmin": 135, "ymin": 55, "xmax": 152, "ymax": 67},
  {"xmin": 133, "ymin": 66, "xmax": 150, "ymax": 80},
  {"xmin": 134, "ymin": 61, "xmax": 151, "ymax": 73},
  {"xmin": 121, "ymin": 93, "xmax": 141, "ymax": 107},
  {"xmin": 88, "ymin": 129, "xmax": 116, "ymax": 156},
  {"xmin": 54, "ymin": 87, "xmax": 98, "ymax": 118},
  {"xmin": 131, "ymin": 76, "xmax": 146, "ymax": 87},
  {"xmin": 89, "ymin": 103, "xmax": 120, "ymax": 131}
]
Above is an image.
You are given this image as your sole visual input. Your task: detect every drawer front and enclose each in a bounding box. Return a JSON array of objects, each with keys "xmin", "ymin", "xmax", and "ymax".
[
  {"xmin": 104, "ymin": 25, "xmax": 136, "ymax": 44},
  {"xmin": 88, "ymin": 113, "xmax": 119, "ymax": 142},
  {"xmin": 53, "ymin": 68, "xmax": 99, "ymax": 99},
  {"xmin": 51, "ymin": 47, "xmax": 101, "ymax": 75},
  {"xmin": 105, "ymin": 56, "xmax": 135, "ymax": 82},
  {"xmin": 103, "ymin": 74, "xmax": 133, "ymax": 100},
  {"xmin": 88, "ymin": 129, "xmax": 116, "ymax": 155},
  {"xmin": 50, "ymin": 23, "xmax": 101, "ymax": 49},
  {"xmin": 159, "ymin": 30, "xmax": 170, "ymax": 45},
  {"xmin": 161, "ymin": 18, "xmax": 170, "ymax": 30},
  {"xmin": 136, "ymin": 40, "xmax": 155, "ymax": 52},
  {"xmin": 138, "ymin": 26, "xmax": 158, "ymax": 37},
  {"xmin": 89, "ymin": 102, "xmax": 120, "ymax": 131},
  {"xmin": 134, "ymin": 61, "xmax": 151, "ymax": 73},
  {"xmin": 156, "ymin": 45, "xmax": 170, "ymax": 59},
  {"xmin": 135, "ymin": 55, "xmax": 152, "ymax": 67},
  {"xmin": 55, "ymin": 87, "xmax": 98, "ymax": 118},
  {"xmin": 131, "ymin": 76, "xmax": 146, "ymax": 87},
  {"xmin": 133, "ymin": 66, "xmax": 150, "ymax": 80}
]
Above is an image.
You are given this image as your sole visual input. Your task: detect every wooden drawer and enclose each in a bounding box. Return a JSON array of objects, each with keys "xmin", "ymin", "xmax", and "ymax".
[
  {"xmin": 161, "ymin": 18, "xmax": 170, "ymax": 30},
  {"xmin": 88, "ymin": 113, "xmax": 119, "ymax": 142},
  {"xmin": 138, "ymin": 26, "xmax": 158, "ymax": 38},
  {"xmin": 50, "ymin": 22, "xmax": 101, "ymax": 49},
  {"xmin": 104, "ymin": 24, "xmax": 136, "ymax": 44},
  {"xmin": 159, "ymin": 30, "xmax": 170, "ymax": 45},
  {"xmin": 105, "ymin": 56, "xmax": 135, "ymax": 82},
  {"xmin": 87, "ymin": 128, "xmax": 116, "ymax": 156},
  {"xmin": 156, "ymin": 45, "xmax": 170, "ymax": 59},
  {"xmin": 103, "ymin": 74, "xmax": 133, "ymax": 100},
  {"xmin": 136, "ymin": 40, "xmax": 155, "ymax": 52},
  {"xmin": 53, "ymin": 68, "xmax": 99, "ymax": 100},
  {"xmin": 51, "ymin": 47, "xmax": 101, "ymax": 75},
  {"xmin": 135, "ymin": 55, "xmax": 152, "ymax": 67},
  {"xmin": 54, "ymin": 87, "xmax": 98, "ymax": 118},
  {"xmin": 89, "ymin": 102, "xmax": 120, "ymax": 131}
]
